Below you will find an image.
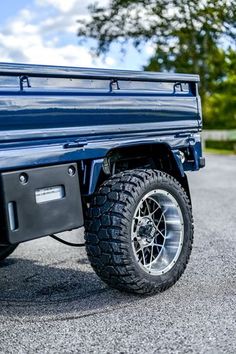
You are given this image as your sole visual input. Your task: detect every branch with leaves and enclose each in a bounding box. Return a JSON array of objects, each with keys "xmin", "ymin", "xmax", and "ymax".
[{"xmin": 78, "ymin": 0, "xmax": 236, "ymax": 128}]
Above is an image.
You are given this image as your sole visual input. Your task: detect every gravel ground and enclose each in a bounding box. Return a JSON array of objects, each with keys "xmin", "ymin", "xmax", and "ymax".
[{"xmin": 0, "ymin": 153, "xmax": 235, "ymax": 353}]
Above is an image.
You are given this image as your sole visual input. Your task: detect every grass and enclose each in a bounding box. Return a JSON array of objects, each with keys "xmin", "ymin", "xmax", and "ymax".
[
  {"xmin": 204, "ymin": 139, "xmax": 236, "ymax": 155},
  {"xmin": 204, "ymin": 147, "xmax": 236, "ymax": 155}
]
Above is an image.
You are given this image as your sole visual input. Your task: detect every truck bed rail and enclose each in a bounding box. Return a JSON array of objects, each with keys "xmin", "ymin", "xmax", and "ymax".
[{"xmin": 0, "ymin": 63, "xmax": 200, "ymax": 83}]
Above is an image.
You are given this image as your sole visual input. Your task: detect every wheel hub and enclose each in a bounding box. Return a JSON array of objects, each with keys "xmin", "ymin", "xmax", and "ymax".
[{"xmin": 138, "ymin": 217, "xmax": 156, "ymax": 243}]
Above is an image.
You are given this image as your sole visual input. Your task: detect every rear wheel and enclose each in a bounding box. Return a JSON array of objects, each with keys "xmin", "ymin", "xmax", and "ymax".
[
  {"xmin": 0, "ymin": 245, "xmax": 18, "ymax": 261},
  {"xmin": 85, "ymin": 169, "xmax": 193, "ymax": 294}
]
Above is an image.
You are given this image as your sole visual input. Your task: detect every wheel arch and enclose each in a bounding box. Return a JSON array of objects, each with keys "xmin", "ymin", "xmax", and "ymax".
[{"xmin": 86, "ymin": 142, "xmax": 191, "ymax": 203}]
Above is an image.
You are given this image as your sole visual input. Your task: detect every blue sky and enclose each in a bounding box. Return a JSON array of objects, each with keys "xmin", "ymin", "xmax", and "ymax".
[
  {"xmin": 0, "ymin": 0, "xmax": 153, "ymax": 70},
  {"xmin": 0, "ymin": 1, "xmax": 29, "ymax": 22}
]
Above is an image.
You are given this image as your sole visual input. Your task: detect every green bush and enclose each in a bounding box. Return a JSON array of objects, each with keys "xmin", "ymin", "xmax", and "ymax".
[{"xmin": 205, "ymin": 140, "xmax": 236, "ymax": 151}]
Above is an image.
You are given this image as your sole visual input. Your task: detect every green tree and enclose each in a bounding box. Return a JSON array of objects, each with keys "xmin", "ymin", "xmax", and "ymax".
[
  {"xmin": 78, "ymin": 0, "xmax": 236, "ymax": 128},
  {"xmin": 204, "ymin": 49, "xmax": 236, "ymax": 128}
]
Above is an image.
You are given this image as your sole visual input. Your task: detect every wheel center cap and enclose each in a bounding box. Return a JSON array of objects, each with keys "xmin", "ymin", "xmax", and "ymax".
[{"xmin": 138, "ymin": 217, "xmax": 156, "ymax": 242}]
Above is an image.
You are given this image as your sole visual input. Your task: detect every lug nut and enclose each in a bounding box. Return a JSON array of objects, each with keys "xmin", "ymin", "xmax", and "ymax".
[
  {"xmin": 19, "ymin": 173, "xmax": 28, "ymax": 184},
  {"xmin": 68, "ymin": 166, "xmax": 76, "ymax": 176}
]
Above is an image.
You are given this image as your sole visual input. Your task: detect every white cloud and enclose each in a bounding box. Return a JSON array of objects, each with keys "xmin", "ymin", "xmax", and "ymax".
[
  {"xmin": 0, "ymin": 0, "xmax": 149, "ymax": 70},
  {"xmin": 36, "ymin": 0, "xmax": 79, "ymax": 13},
  {"xmin": 0, "ymin": 0, "xmax": 115, "ymax": 68}
]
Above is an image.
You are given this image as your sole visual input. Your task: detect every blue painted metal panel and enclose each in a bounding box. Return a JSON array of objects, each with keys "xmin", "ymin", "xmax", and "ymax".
[
  {"xmin": 0, "ymin": 93, "xmax": 200, "ymax": 141},
  {"xmin": 0, "ymin": 63, "xmax": 203, "ymax": 177}
]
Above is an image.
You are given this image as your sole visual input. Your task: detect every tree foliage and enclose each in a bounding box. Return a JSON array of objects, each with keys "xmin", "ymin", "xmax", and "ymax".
[
  {"xmin": 204, "ymin": 49, "xmax": 236, "ymax": 128},
  {"xmin": 78, "ymin": 0, "xmax": 236, "ymax": 128}
]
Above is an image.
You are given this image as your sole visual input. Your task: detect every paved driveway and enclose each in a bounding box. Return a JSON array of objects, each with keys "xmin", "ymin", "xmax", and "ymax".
[{"xmin": 0, "ymin": 154, "xmax": 235, "ymax": 353}]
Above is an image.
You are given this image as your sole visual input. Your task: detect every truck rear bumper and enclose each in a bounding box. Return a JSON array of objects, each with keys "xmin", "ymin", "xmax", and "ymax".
[
  {"xmin": 199, "ymin": 157, "xmax": 206, "ymax": 168},
  {"xmin": 0, "ymin": 163, "xmax": 83, "ymax": 245}
]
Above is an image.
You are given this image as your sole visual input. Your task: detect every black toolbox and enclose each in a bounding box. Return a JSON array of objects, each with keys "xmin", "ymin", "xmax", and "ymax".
[{"xmin": 0, "ymin": 163, "xmax": 84, "ymax": 244}]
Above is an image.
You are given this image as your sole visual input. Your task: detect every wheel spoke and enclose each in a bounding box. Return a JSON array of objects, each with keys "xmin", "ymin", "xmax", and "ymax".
[
  {"xmin": 155, "ymin": 212, "xmax": 164, "ymax": 228},
  {"xmin": 135, "ymin": 245, "xmax": 142, "ymax": 253},
  {"xmin": 147, "ymin": 197, "xmax": 160, "ymax": 216},
  {"xmin": 142, "ymin": 249, "xmax": 146, "ymax": 266},
  {"xmin": 154, "ymin": 225, "xmax": 166, "ymax": 239},
  {"xmin": 148, "ymin": 245, "xmax": 154, "ymax": 270},
  {"xmin": 151, "ymin": 205, "xmax": 160, "ymax": 216},
  {"xmin": 134, "ymin": 208, "xmax": 142, "ymax": 221},
  {"xmin": 144, "ymin": 199, "xmax": 151, "ymax": 215},
  {"xmin": 153, "ymin": 243, "xmax": 163, "ymax": 248}
]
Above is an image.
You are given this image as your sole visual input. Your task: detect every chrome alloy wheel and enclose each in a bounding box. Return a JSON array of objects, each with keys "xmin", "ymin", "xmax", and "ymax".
[{"xmin": 131, "ymin": 189, "xmax": 184, "ymax": 275}]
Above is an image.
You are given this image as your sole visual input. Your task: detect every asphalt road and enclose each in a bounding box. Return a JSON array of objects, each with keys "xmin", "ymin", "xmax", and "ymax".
[{"xmin": 0, "ymin": 154, "xmax": 235, "ymax": 354}]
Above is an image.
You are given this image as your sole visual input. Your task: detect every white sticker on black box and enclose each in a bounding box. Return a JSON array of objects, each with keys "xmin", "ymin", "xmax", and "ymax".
[{"xmin": 35, "ymin": 185, "xmax": 65, "ymax": 203}]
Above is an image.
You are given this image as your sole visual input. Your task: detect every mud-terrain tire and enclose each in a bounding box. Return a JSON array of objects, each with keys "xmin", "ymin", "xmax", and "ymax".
[
  {"xmin": 0, "ymin": 245, "xmax": 18, "ymax": 261},
  {"xmin": 85, "ymin": 169, "xmax": 193, "ymax": 294}
]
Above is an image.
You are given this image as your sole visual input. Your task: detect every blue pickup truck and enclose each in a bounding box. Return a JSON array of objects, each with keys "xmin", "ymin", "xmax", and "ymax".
[{"xmin": 0, "ymin": 63, "xmax": 205, "ymax": 294}]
